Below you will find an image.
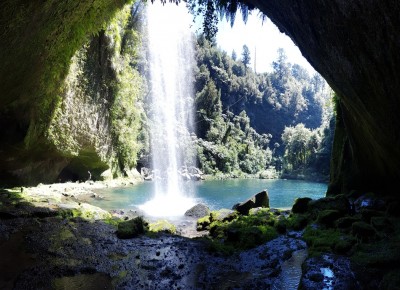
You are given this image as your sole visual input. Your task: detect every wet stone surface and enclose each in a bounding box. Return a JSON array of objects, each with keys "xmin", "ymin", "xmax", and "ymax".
[
  {"xmin": 301, "ymin": 253, "xmax": 359, "ymax": 290},
  {"xmin": 0, "ymin": 214, "xmax": 308, "ymax": 290}
]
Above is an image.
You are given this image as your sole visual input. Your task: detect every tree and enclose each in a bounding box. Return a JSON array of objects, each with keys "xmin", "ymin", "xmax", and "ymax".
[
  {"xmin": 241, "ymin": 44, "xmax": 251, "ymax": 72},
  {"xmin": 281, "ymin": 123, "xmax": 320, "ymax": 170},
  {"xmin": 202, "ymin": 0, "xmax": 219, "ymax": 43},
  {"xmin": 272, "ymin": 48, "xmax": 290, "ymax": 80},
  {"xmin": 231, "ymin": 49, "xmax": 237, "ymax": 61}
]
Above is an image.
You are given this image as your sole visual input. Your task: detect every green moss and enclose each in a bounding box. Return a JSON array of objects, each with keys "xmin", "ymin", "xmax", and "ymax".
[
  {"xmin": 317, "ymin": 210, "xmax": 343, "ymax": 227},
  {"xmin": 303, "ymin": 225, "xmax": 343, "ymax": 255},
  {"xmin": 286, "ymin": 213, "xmax": 310, "ymax": 230},
  {"xmin": 103, "ymin": 217, "xmax": 122, "ymax": 227},
  {"xmin": 0, "ymin": 0, "xmax": 146, "ymax": 184},
  {"xmin": 205, "ymin": 238, "xmax": 236, "ymax": 256},
  {"xmin": 205, "ymin": 211, "xmax": 279, "ymax": 253},
  {"xmin": 351, "ymin": 221, "xmax": 376, "ymax": 241},
  {"xmin": 197, "ymin": 215, "xmax": 211, "ymax": 230},
  {"xmin": 116, "ymin": 216, "xmax": 148, "ymax": 239},
  {"xmin": 274, "ymin": 216, "xmax": 288, "ymax": 233},
  {"xmin": 149, "ymin": 220, "xmax": 176, "ymax": 234}
]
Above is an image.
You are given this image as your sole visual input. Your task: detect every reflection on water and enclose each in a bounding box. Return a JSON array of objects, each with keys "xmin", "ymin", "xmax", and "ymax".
[
  {"xmin": 321, "ymin": 267, "xmax": 334, "ymax": 290},
  {"xmin": 273, "ymin": 249, "xmax": 308, "ymax": 290},
  {"xmin": 91, "ymin": 179, "xmax": 326, "ymax": 214}
]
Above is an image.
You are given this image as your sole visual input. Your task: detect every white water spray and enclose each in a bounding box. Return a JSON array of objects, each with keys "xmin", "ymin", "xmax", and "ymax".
[{"xmin": 140, "ymin": 2, "xmax": 196, "ymax": 217}]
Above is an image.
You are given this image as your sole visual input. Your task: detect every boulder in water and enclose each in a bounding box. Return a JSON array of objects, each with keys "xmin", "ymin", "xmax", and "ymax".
[
  {"xmin": 233, "ymin": 190, "xmax": 270, "ymax": 215},
  {"xmin": 185, "ymin": 203, "xmax": 210, "ymax": 218}
]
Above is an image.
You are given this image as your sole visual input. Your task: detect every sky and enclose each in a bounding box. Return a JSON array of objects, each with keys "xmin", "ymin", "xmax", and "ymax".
[{"xmin": 200, "ymin": 9, "xmax": 316, "ymax": 74}]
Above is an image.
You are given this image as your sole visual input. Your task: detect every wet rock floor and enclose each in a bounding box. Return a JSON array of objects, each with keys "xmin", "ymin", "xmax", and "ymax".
[
  {"xmin": 0, "ymin": 214, "xmax": 308, "ymax": 289},
  {"xmin": 0, "ymin": 187, "xmax": 359, "ymax": 290}
]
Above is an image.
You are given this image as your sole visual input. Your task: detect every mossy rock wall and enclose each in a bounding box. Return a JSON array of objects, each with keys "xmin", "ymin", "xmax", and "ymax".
[{"xmin": 0, "ymin": 1, "xmax": 147, "ymax": 184}]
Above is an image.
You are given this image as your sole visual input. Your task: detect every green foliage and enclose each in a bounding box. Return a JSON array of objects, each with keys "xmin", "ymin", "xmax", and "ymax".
[
  {"xmin": 241, "ymin": 44, "xmax": 251, "ymax": 71},
  {"xmin": 194, "ymin": 37, "xmax": 332, "ymax": 177},
  {"xmin": 187, "ymin": 0, "xmax": 253, "ymax": 42},
  {"xmin": 281, "ymin": 123, "xmax": 320, "ymax": 171},
  {"xmin": 42, "ymin": 3, "xmax": 146, "ymax": 179}
]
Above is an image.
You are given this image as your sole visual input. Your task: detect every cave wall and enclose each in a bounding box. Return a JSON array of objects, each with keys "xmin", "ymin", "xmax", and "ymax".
[
  {"xmin": 0, "ymin": 0, "xmax": 146, "ymax": 185},
  {"xmin": 246, "ymin": 0, "xmax": 400, "ymax": 195}
]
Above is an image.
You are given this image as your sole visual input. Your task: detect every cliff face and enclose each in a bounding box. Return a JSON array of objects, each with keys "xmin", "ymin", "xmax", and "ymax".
[
  {"xmin": 0, "ymin": 1, "xmax": 146, "ymax": 185},
  {"xmin": 246, "ymin": 0, "xmax": 400, "ymax": 195}
]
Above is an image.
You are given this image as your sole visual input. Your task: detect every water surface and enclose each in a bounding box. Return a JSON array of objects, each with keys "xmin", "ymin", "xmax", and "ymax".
[{"xmin": 92, "ymin": 179, "xmax": 327, "ymax": 212}]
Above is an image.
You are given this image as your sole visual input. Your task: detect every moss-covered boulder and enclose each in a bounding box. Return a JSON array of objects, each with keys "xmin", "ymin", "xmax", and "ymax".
[
  {"xmin": 287, "ymin": 213, "xmax": 309, "ymax": 230},
  {"xmin": 351, "ymin": 221, "xmax": 376, "ymax": 241},
  {"xmin": 292, "ymin": 197, "xmax": 312, "ymax": 214},
  {"xmin": 317, "ymin": 210, "xmax": 343, "ymax": 227},
  {"xmin": 308, "ymin": 195, "xmax": 350, "ymax": 217},
  {"xmin": 210, "ymin": 209, "xmax": 237, "ymax": 222},
  {"xmin": 370, "ymin": 217, "xmax": 393, "ymax": 233},
  {"xmin": 149, "ymin": 220, "xmax": 176, "ymax": 234},
  {"xmin": 335, "ymin": 216, "xmax": 360, "ymax": 230},
  {"xmin": 116, "ymin": 216, "xmax": 148, "ymax": 239},
  {"xmin": 197, "ymin": 215, "xmax": 211, "ymax": 231}
]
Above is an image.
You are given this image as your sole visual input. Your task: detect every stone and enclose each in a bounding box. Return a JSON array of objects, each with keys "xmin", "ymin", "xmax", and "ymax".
[
  {"xmin": 354, "ymin": 193, "xmax": 386, "ymax": 212},
  {"xmin": 317, "ymin": 210, "xmax": 343, "ymax": 227},
  {"xmin": 210, "ymin": 209, "xmax": 237, "ymax": 222},
  {"xmin": 301, "ymin": 254, "xmax": 358, "ymax": 289},
  {"xmin": 184, "ymin": 203, "xmax": 210, "ymax": 218},
  {"xmin": 100, "ymin": 169, "xmax": 113, "ymax": 181},
  {"xmin": 233, "ymin": 190, "xmax": 270, "ymax": 215},
  {"xmin": 371, "ymin": 217, "xmax": 393, "ymax": 233},
  {"xmin": 125, "ymin": 168, "xmax": 141, "ymax": 179},
  {"xmin": 335, "ymin": 216, "xmax": 360, "ymax": 229},
  {"xmin": 149, "ymin": 220, "xmax": 176, "ymax": 234},
  {"xmin": 352, "ymin": 221, "xmax": 376, "ymax": 241},
  {"xmin": 308, "ymin": 195, "xmax": 350, "ymax": 216},
  {"xmin": 116, "ymin": 217, "xmax": 148, "ymax": 239},
  {"xmin": 334, "ymin": 236, "xmax": 356, "ymax": 254},
  {"xmin": 292, "ymin": 197, "xmax": 312, "ymax": 214},
  {"xmin": 360, "ymin": 209, "xmax": 385, "ymax": 223}
]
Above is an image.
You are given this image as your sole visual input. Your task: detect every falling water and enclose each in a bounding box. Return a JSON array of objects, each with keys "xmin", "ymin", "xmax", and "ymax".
[{"xmin": 140, "ymin": 2, "xmax": 196, "ymax": 217}]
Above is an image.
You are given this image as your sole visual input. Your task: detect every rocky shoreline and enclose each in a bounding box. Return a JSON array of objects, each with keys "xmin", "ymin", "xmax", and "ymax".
[
  {"xmin": 0, "ymin": 184, "xmax": 311, "ymax": 289},
  {"xmin": 1, "ymin": 181, "xmax": 399, "ymax": 289}
]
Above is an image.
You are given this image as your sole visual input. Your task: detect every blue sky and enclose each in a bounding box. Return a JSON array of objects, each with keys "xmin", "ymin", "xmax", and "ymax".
[
  {"xmin": 215, "ymin": 10, "xmax": 315, "ymax": 74},
  {"xmin": 189, "ymin": 6, "xmax": 315, "ymax": 75}
]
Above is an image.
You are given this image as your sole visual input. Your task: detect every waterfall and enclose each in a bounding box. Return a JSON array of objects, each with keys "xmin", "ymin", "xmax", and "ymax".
[{"xmin": 140, "ymin": 2, "xmax": 196, "ymax": 217}]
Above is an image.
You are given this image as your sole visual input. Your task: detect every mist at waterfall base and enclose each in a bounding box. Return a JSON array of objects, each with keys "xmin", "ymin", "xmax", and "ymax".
[{"xmin": 139, "ymin": 2, "xmax": 196, "ymax": 217}]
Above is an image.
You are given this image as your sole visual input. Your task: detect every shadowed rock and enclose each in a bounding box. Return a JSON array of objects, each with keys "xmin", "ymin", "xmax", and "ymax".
[{"xmin": 233, "ymin": 190, "xmax": 270, "ymax": 215}]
